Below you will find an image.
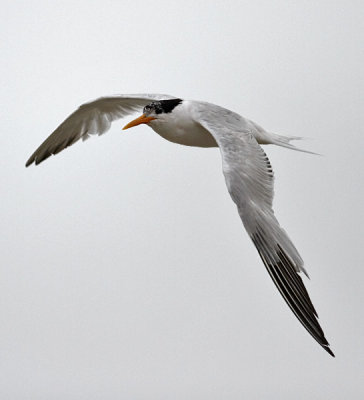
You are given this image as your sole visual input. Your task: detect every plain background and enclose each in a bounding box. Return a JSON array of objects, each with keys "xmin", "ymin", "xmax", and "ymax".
[{"xmin": 1, "ymin": 1, "xmax": 363, "ymax": 399}]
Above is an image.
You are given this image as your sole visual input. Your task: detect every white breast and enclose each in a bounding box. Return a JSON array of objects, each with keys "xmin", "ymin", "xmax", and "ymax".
[{"xmin": 149, "ymin": 101, "xmax": 218, "ymax": 148}]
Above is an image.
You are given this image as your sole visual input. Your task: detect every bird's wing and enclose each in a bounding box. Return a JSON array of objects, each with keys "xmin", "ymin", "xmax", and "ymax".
[
  {"xmin": 26, "ymin": 94, "xmax": 176, "ymax": 166},
  {"xmin": 190, "ymin": 101, "xmax": 334, "ymax": 356}
]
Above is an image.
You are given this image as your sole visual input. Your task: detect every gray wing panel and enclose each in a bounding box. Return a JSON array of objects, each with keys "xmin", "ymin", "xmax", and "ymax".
[
  {"xmin": 191, "ymin": 101, "xmax": 334, "ymax": 356},
  {"xmin": 26, "ymin": 94, "xmax": 176, "ymax": 166}
]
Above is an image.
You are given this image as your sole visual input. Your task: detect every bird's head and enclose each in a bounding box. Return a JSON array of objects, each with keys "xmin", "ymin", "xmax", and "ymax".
[{"xmin": 122, "ymin": 99, "xmax": 182, "ymax": 130}]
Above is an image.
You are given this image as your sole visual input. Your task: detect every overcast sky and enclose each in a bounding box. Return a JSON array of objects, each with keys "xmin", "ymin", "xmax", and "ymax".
[{"xmin": 1, "ymin": 1, "xmax": 364, "ymax": 399}]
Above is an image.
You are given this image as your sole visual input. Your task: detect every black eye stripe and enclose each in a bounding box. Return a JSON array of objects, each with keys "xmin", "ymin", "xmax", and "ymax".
[
  {"xmin": 158, "ymin": 99, "xmax": 183, "ymax": 114},
  {"xmin": 144, "ymin": 99, "xmax": 183, "ymax": 114}
]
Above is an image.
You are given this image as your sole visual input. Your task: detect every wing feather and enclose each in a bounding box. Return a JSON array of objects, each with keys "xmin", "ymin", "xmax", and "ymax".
[
  {"xmin": 26, "ymin": 94, "xmax": 175, "ymax": 166},
  {"xmin": 191, "ymin": 101, "xmax": 334, "ymax": 356}
]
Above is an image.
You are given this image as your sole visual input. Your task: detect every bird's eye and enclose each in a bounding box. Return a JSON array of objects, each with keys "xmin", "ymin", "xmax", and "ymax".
[{"xmin": 144, "ymin": 105, "xmax": 151, "ymax": 113}]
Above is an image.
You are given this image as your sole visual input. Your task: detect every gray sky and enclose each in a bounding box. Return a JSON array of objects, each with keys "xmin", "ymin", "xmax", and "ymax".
[{"xmin": 1, "ymin": 1, "xmax": 364, "ymax": 398}]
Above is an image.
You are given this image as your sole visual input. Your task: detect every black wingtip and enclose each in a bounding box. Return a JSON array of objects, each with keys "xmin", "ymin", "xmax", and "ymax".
[
  {"xmin": 323, "ymin": 345, "xmax": 335, "ymax": 357},
  {"xmin": 25, "ymin": 155, "xmax": 48, "ymax": 167},
  {"xmin": 251, "ymin": 233, "xmax": 335, "ymax": 358}
]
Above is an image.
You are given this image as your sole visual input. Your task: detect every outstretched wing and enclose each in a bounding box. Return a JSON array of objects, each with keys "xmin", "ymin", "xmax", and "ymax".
[
  {"xmin": 191, "ymin": 101, "xmax": 334, "ymax": 356},
  {"xmin": 26, "ymin": 94, "xmax": 176, "ymax": 166}
]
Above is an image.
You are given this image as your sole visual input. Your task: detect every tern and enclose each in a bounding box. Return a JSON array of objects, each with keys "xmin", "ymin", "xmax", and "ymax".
[{"xmin": 26, "ymin": 94, "xmax": 334, "ymax": 356}]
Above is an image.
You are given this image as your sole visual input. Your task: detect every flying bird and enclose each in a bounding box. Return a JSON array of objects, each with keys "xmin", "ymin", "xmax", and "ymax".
[{"xmin": 26, "ymin": 94, "xmax": 334, "ymax": 356}]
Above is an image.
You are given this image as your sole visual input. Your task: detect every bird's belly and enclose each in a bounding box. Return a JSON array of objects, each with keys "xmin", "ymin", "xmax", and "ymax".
[{"xmin": 151, "ymin": 120, "xmax": 218, "ymax": 148}]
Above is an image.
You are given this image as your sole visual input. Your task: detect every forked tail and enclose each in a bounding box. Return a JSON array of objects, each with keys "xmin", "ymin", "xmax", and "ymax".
[{"xmin": 269, "ymin": 133, "xmax": 319, "ymax": 155}]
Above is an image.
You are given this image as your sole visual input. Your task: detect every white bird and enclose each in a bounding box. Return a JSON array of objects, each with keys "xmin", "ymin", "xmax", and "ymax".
[{"xmin": 26, "ymin": 94, "xmax": 334, "ymax": 356}]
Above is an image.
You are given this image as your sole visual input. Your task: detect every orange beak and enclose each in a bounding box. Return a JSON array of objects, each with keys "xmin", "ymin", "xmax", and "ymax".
[{"xmin": 122, "ymin": 114, "xmax": 156, "ymax": 130}]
